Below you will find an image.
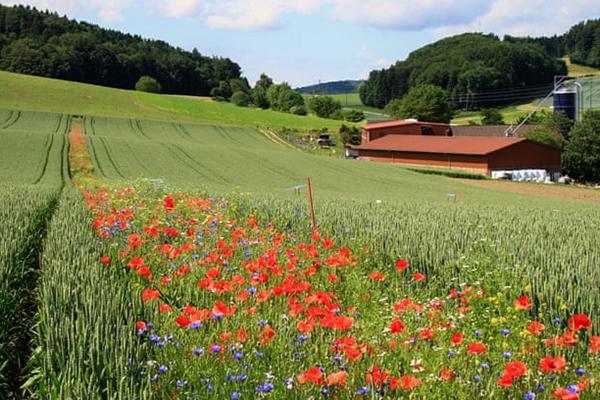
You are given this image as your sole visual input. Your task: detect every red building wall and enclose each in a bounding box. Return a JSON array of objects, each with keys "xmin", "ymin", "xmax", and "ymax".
[
  {"xmin": 358, "ymin": 150, "xmax": 489, "ymax": 173},
  {"xmin": 488, "ymin": 142, "xmax": 561, "ymax": 173},
  {"xmin": 361, "ymin": 123, "xmax": 450, "ymax": 143}
]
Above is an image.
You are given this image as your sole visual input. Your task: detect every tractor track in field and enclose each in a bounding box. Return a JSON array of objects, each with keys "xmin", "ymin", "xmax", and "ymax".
[{"xmin": 259, "ymin": 129, "xmax": 301, "ymax": 151}]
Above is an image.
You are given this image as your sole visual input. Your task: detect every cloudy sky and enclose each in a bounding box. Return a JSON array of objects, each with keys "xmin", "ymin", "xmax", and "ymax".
[{"xmin": 2, "ymin": 1, "xmax": 599, "ymax": 87}]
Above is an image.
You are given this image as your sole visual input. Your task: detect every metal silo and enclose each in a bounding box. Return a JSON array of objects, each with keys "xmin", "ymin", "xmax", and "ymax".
[{"xmin": 553, "ymin": 86, "xmax": 579, "ymax": 121}]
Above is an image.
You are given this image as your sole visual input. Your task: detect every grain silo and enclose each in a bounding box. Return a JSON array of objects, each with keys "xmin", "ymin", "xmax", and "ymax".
[{"xmin": 553, "ymin": 86, "xmax": 579, "ymax": 121}]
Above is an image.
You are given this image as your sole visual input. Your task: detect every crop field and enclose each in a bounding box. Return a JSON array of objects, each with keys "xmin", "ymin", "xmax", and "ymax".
[{"xmin": 1, "ymin": 105, "xmax": 600, "ymax": 398}]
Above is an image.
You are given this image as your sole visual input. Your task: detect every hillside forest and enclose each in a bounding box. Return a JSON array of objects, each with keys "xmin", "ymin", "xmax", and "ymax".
[
  {"xmin": 0, "ymin": 4, "xmax": 243, "ymax": 96},
  {"xmin": 360, "ymin": 19, "xmax": 600, "ymax": 110}
]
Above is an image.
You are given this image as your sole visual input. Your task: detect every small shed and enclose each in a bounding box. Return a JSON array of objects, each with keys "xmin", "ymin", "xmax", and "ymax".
[{"xmin": 355, "ymin": 135, "xmax": 561, "ymax": 176}]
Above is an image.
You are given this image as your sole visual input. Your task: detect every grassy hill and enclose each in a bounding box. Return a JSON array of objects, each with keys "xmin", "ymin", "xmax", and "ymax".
[{"xmin": 0, "ymin": 71, "xmax": 349, "ymax": 132}]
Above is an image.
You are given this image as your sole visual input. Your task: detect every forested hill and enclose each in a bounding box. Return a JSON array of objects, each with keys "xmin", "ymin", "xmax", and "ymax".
[
  {"xmin": 360, "ymin": 33, "xmax": 567, "ymax": 109},
  {"xmin": 295, "ymin": 80, "xmax": 364, "ymax": 95},
  {"xmin": 505, "ymin": 19, "xmax": 600, "ymax": 68},
  {"xmin": 0, "ymin": 4, "xmax": 242, "ymax": 95}
]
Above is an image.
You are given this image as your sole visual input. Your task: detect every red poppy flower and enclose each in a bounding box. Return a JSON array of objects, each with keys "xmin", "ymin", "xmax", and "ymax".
[
  {"xmin": 141, "ymin": 288, "xmax": 160, "ymax": 302},
  {"xmin": 412, "ymin": 272, "xmax": 426, "ymax": 282},
  {"xmin": 159, "ymin": 303, "xmax": 172, "ymax": 312},
  {"xmin": 399, "ymin": 375, "xmax": 421, "ymax": 390},
  {"xmin": 589, "ymin": 336, "xmax": 600, "ymax": 353},
  {"xmin": 369, "ymin": 271, "xmax": 385, "ymax": 281},
  {"xmin": 467, "ymin": 342, "xmax": 487, "ymax": 354},
  {"xmin": 176, "ymin": 315, "xmax": 190, "ymax": 327},
  {"xmin": 513, "ymin": 295, "xmax": 532, "ymax": 310},
  {"xmin": 395, "ymin": 260, "xmax": 409, "ymax": 270},
  {"xmin": 297, "ymin": 367, "xmax": 324, "ymax": 385},
  {"xmin": 539, "ymin": 356, "xmax": 566, "ymax": 372},
  {"xmin": 163, "ymin": 195, "xmax": 175, "ymax": 211},
  {"xmin": 569, "ymin": 314, "xmax": 591, "ymax": 331},
  {"xmin": 136, "ymin": 321, "xmax": 146, "ymax": 331},
  {"xmin": 497, "ymin": 372, "xmax": 513, "ymax": 387},
  {"xmin": 450, "ymin": 332, "xmax": 463, "ymax": 345},
  {"xmin": 100, "ymin": 256, "xmax": 111, "ymax": 265},
  {"xmin": 258, "ymin": 324, "xmax": 275, "ymax": 345},
  {"xmin": 528, "ymin": 321, "xmax": 546, "ymax": 335},
  {"xmin": 127, "ymin": 257, "xmax": 145, "ymax": 270},
  {"xmin": 390, "ymin": 318, "xmax": 406, "ymax": 334},
  {"xmin": 236, "ymin": 328, "xmax": 249, "ymax": 342},
  {"xmin": 440, "ymin": 366, "xmax": 453, "ymax": 380},
  {"xmin": 505, "ymin": 361, "xmax": 527, "ymax": 378},
  {"xmin": 327, "ymin": 371, "xmax": 347, "ymax": 386},
  {"xmin": 220, "ymin": 332, "xmax": 232, "ymax": 341}
]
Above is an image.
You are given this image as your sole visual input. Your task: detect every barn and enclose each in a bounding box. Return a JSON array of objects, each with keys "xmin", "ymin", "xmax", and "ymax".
[
  {"xmin": 361, "ymin": 120, "xmax": 450, "ymax": 143},
  {"xmin": 355, "ymin": 135, "xmax": 561, "ymax": 176}
]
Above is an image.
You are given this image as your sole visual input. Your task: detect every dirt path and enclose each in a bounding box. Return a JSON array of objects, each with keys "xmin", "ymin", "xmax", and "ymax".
[{"xmin": 454, "ymin": 178, "xmax": 600, "ymax": 203}]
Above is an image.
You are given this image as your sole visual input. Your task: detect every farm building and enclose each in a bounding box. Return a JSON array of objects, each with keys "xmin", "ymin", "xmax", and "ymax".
[
  {"xmin": 361, "ymin": 120, "xmax": 543, "ymax": 142},
  {"xmin": 354, "ymin": 135, "xmax": 561, "ymax": 176},
  {"xmin": 361, "ymin": 120, "xmax": 451, "ymax": 143}
]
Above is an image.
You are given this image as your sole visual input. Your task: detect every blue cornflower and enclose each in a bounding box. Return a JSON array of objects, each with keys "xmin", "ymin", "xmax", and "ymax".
[
  {"xmin": 357, "ymin": 387, "xmax": 370, "ymax": 394},
  {"xmin": 576, "ymin": 368, "xmax": 586, "ymax": 375},
  {"xmin": 158, "ymin": 365, "xmax": 168, "ymax": 373},
  {"xmin": 193, "ymin": 348, "xmax": 203, "ymax": 355},
  {"xmin": 231, "ymin": 391, "xmax": 242, "ymax": 399},
  {"xmin": 297, "ymin": 335, "xmax": 309, "ymax": 341},
  {"xmin": 524, "ymin": 392, "xmax": 536, "ymax": 399},
  {"xmin": 502, "ymin": 352, "xmax": 512, "ymax": 358},
  {"xmin": 501, "ymin": 329, "xmax": 510, "ymax": 335},
  {"xmin": 566, "ymin": 385, "xmax": 579, "ymax": 394},
  {"xmin": 176, "ymin": 380, "xmax": 188, "ymax": 387},
  {"xmin": 474, "ymin": 330, "xmax": 482, "ymax": 336},
  {"xmin": 256, "ymin": 352, "xmax": 264, "ymax": 358},
  {"xmin": 234, "ymin": 352, "xmax": 243, "ymax": 360},
  {"xmin": 473, "ymin": 375, "xmax": 482, "ymax": 382},
  {"xmin": 206, "ymin": 385, "xmax": 214, "ymax": 391}
]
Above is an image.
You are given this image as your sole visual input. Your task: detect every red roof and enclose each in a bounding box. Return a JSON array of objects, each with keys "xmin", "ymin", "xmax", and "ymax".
[
  {"xmin": 355, "ymin": 135, "xmax": 527, "ymax": 155},
  {"xmin": 363, "ymin": 120, "xmax": 450, "ymax": 130}
]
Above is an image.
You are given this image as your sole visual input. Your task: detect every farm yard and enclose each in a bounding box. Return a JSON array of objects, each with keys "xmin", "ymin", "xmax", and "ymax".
[{"xmin": 1, "ymin": 102, "xmax": 600, "ymax": 399}]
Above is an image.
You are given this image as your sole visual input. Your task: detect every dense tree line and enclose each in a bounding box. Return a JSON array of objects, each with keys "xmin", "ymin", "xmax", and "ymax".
[
  {"xmin": 360, "ymin": 33, "xmax": 567, "ymax": 110},
  {"xmin": 505, "ymin": 19, "xmax": 600, "ymax": 69},
  {"xmin": 0, "ymin": 4, "xmax": 242, "ymax": 95}
]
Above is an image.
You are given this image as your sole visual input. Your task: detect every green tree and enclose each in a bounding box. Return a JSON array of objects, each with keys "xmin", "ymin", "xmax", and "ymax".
[
  {"xmin": 480, "ymin": 108, "xmax": 504, "ymax": 125},
  {"xmin": 339, "ymin": 124, "xmax": 361, "ymax": 145},
  {"xmin": 388, "ymin": 84, "xmax": 453, "ymax": 123},
  {"xmin": 231, "ymin": 91, "xmax": 250, "ymax": 107},
  {"xmin": 308, "ymin": 96, "xmax": 342, "ymax": 118},
  {"xmin": 343, "ymin": 109, "xmax": 365, "ymax": 122},
  {"xmin": 521, "ymin": 127, "xmax": 565, "ymax": 149},
  {"xmin": 134, "ymin": 75, "xmax": 161, "ymax": 93},
  {"xmin": 252, "ymin": 74, "xmax": 273, "ymax": 109},
  {"xmin": 267, "ymin": 83, "xmax": 304, "ymax": 112},
  {"xmin": 562, "ymin": 111, "xmax": 600, "ymax": 182}
]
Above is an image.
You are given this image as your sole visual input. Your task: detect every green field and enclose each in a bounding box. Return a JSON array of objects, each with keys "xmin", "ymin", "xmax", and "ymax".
[{"xmin": 2, "ymin": 72, "xmax": 600, "ymax": 398}]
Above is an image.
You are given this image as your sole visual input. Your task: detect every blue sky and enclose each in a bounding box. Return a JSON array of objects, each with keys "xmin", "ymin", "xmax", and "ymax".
[{"xmin": 2, "ymin": 1, "xmax": 599, "ymax": 87}]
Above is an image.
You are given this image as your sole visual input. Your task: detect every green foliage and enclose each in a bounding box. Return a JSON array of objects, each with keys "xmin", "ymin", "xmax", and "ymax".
[
  {"xmin": 563, "ymin": 110, "xmax": 600, "ymax": 182},
  {"xmin": 480, "ymin": 108, "xmax": 504, "ymax": 125},
  {"xmin": 387, "ymin": 84, "xmax": 453, "ymax": 123},
  {"xmin": 521, "ymin": 127, "xmax": 565, "ymax": 149},
  {"xmin": 230, "ymin": 91, "xmax": 250, "ymax": 107},
  {"xmin": 210, "ymin": 80, "xmax": 232, "ymax": 100},
  {"xmin": 289, "ymin": 105, "xmax": 307, "ymax": 115},
  {"xmin": 342, "ymin": 109, "xmax": 365, "ymax": 122},
  {"xmin": 134, "ymin": 76, "xmax": 161, "ymax": 93},
  {"xmin": 266, "ymin": 83, "xmax": 304, "ymax": 113},
  {"xmin": 339, "ymin": 124, "xmax": 361, "ymax": 145},
  {"xmin": 361, "ymin": 33, "xmax": 567, "ymax": 109},
  {"xmin": 0, "ymin": 4, "xmax": 242, "ymax": 95},
  {"xmin": 295, "ymin": 80, "xmax": 364, "ymax": 95},
  {"xmin": 307, "ymin": 95, "xmax": 342, "ymax": 118}
]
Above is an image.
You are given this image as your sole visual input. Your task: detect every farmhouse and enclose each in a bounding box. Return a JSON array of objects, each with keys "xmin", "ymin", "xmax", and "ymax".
[{"xmin": 355, "ymin": 135, "xmax": 562, "ymax": 176}]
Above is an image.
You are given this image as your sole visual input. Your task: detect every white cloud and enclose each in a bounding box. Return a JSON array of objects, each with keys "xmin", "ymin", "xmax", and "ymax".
[
  {"xmin": 205, "ymin": 1, "xmax": 283, "ymax": 31},
  {"xmin": 1, "ymin": 0, "xmax": 132, "ymax": 24},
  {"xmin": 432, "ymin": 0, "xmax": 600, "ymax": 38}
]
